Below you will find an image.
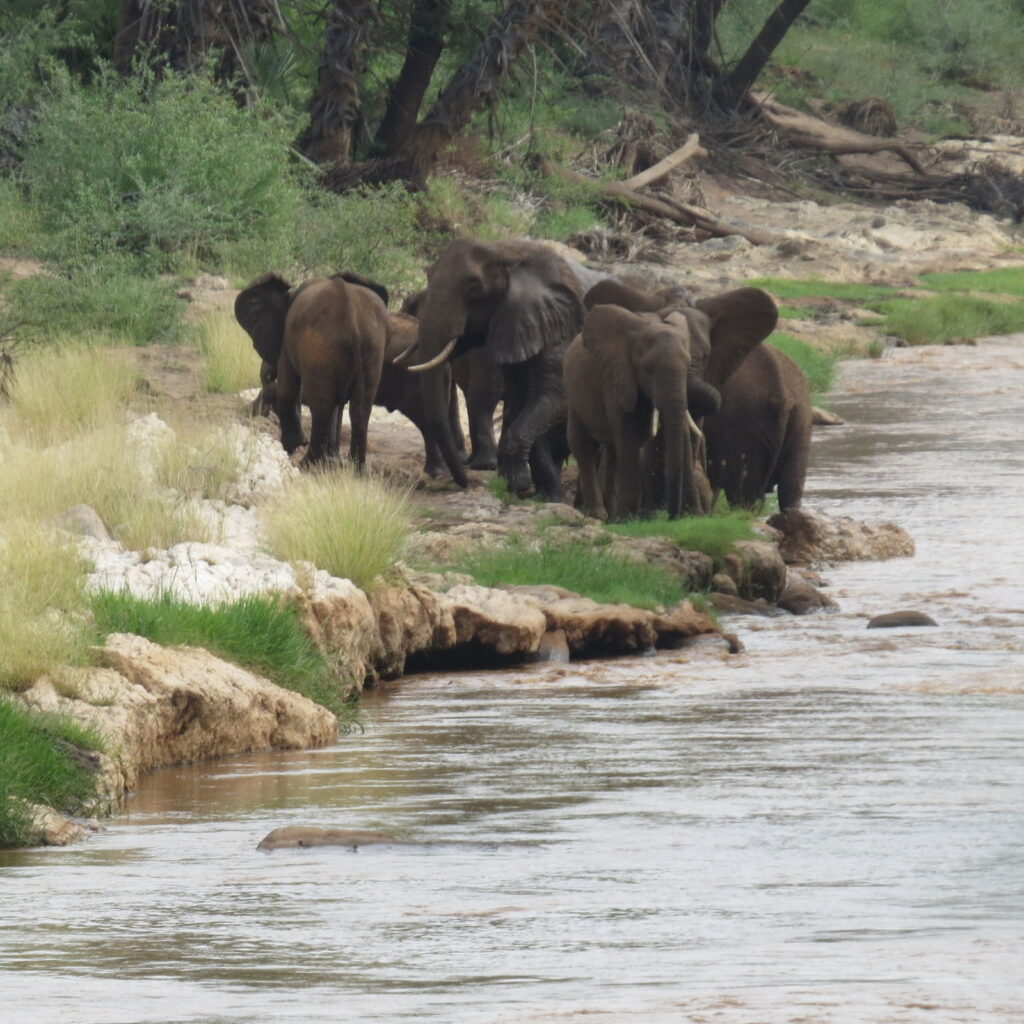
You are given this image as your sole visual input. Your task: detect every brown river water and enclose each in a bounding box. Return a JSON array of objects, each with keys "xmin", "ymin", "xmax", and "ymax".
[{"xmin": 2, "ymin": 338, "xmax": 1023, "ymax": 1023}]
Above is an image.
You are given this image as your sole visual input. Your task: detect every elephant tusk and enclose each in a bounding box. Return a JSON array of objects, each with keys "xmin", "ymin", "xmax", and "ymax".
[
  {"xmin": 405, "ymin": 337, "xmax": 459, "ymax": 373},
  {"xmin": 686, "ymin": 411, "xmax": 704, "ymax": 444},
  {"xmin": 391, "ymin": 341, "xmax": 418, "ymax": 365}
]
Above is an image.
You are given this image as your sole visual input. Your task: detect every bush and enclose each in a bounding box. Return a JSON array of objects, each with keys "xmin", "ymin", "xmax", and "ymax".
[
  {"xmin": 20, "ymin": 69, "xmax": 306, "ymax": 272},
  {"xmin": 262, "ymin": 470, "xmax": 412, "ymax": 591},
  {"xmin": 90, "ymin": 590, "xmax": 355, "ymax": 716},
  {"xmin": 453, "ymin": 536, "xmax": 685, "ymax": 610},
  {"xmin": 5, "ymin": 256, "xmax": 184, "ymax": 345},
  {"xmin": 0, "ymin": 519, "xmax": 91, "ymax": 691},
  {"xmin": 0, "ymin": 698, "xmax": 104, "ymax": 847}
]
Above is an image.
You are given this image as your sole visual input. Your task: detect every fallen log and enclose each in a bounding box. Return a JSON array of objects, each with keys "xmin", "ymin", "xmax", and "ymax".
[{"xmin": 621, "ymin": 133, "xmax": 707, "ymax": 190}]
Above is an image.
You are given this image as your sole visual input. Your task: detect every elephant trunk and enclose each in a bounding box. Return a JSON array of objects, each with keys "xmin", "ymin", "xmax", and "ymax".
[
  {"xmin": 687, "ymin": 372, "xmax": 721, "ymax": 419},
  {"xmin": 414, "ymin": 296, "xmax": 470, "ymax": 488},
  {"xmin": 654, "ymin": 384, "xmax": 691, "ymax": 520}
]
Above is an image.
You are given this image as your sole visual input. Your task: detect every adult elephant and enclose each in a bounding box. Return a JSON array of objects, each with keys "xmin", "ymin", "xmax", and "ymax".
[
  {"xmin": 401, "ymin": 238, "xmax": 584, "ymax": 500},
  {"xmin": 401, "ymin": 289, "xmax": 504, "ymax": 472},
  {"xmin": 705, "ymin": 344, "xmax": 812, "ymax": 511},
  {"xmin": 583, "ymin": 277, "xmax": 693, "ymax": 314},
  {"xmin": 235, "ymin": 271, "xmax": 388, "ymax": 469}
]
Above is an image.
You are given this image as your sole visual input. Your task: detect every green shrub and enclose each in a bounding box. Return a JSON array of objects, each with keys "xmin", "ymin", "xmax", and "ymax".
[
  {"xmin": 0, "ymin": 178, "xmax": 41, "ymax": 252},
  {"xmin": 0, "ymin": 697, "xmax": 104, "ymax": 848},
  {"xmin": 453, "ymin": 536, "xmax": 685, "ymax": 610},
  {"xmin": 5, "ymin": 257, "xmax": 184, "ymax": 344},
  {"xmin": 918, "ymin": 267, "xmax": 1024, "ymax": 296},
  {"xmin": 746, "ymin": 276, "xmax": 898, "ymax": 304},
  {"xmin": 606, "ymin": 512, "xmax": 759, "ymax": 563},
  {"xmin": 90, "ymin": 589, "xmax": 355, "ymax": 717},
  {"xmin": 20, "ymin": 69, "xmax": 306, "ymax": 272}
]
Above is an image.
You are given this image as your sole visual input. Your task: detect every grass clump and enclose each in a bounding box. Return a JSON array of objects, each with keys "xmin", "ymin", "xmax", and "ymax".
[
  {"xmin": 917, "ymin": 267, "xmax": 1024, "ymax": 296},
  {"xmin": 0, "ymin": 698, "xmax": 105, "ymax": 848},
  {"xmin": 196, "ymin": 310, "xmax": 260, "ymax": 395},
  {"xmin": 90, "ymin": 590, "xmax": 354, "ymax": 717},
  {"xmin": 872, "ymin": 293, "xmax": 1024, "ymax": 345},
  {"xmin": 0, "ymin": 519, "xmax": 91, "ymax": 692},
  {"xmin": 767, "ymin": 331, "xmax": 838, "ymax": 399},
  {"xmin": 746, "ymin": 276, "xmax": 899, "ymax": 304},
  {"xmin": 2, "ymin": 341, "xmax": 138, "ymax": 445},
  {"xmin": 606, "ymin": 512, "xmax": 760, "ymax": 564},
  {"xmin": 453, "ymin": 536, "xmax": 684, "ymax": 611},
  {"xmin": 262, "ymin": 471, "xmax": 412, "ymax": 591}
]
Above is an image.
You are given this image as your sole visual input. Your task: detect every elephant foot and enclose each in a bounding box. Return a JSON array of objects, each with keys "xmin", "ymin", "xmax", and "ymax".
[
  {"xmin": 281, "ymin": 433, "xmax": 308, "ymax": 455},
  {"xmin": 468, "ymin": 451, "xmax": 498, "ymax": 471},
  {"xmin": 501, "ymin": 462, "xmax": 533, "ymax": 498}
]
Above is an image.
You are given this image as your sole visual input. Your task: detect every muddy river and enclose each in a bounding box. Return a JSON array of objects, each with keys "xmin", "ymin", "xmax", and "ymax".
[{"xmin": 2, "ymin": 338, "xmax": 1023, "ymax": 1023}]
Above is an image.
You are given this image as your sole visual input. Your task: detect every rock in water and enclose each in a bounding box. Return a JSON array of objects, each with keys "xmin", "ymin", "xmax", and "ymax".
[
  {"xmin": 257, "ymin": 827, "xmax": 399, "ymax": 851},
  {"xmin": 867, "ymin": 611, "xmax": 938, "ymax": 629}
]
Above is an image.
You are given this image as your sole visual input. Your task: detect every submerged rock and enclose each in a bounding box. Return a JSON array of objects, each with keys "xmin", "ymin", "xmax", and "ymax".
[
  {"xmin": 867, "ymin": 610, "xmax": 938, "ymax": 628},
  {"xmin": 257, "ymin": 827, "xmax": 399, "ymax": 851},
  {"xmin": 778, "ymin": 572, "xmax": 840, "ymax": 615}
]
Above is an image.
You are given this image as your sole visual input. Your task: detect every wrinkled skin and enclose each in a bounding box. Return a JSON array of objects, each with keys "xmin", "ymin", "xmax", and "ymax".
[
  {"xmin": 235, "ymin": 271, "xmax": 388, "ymax": 469},
  {"xmin": 403, "ymin": 239, "xmax": 584, "ymax": 500},
  {"xmin": 705, "ymin": 344, "xmax": 812, "ymax": 511},
  {"xmin": 402, "ymin": 290, "xmax": 504, "ymax": 471},
  {"xmin": 583, "ymin": 278, "xmax": 693, "ymax": 315},
  {"xmin": 568, "ymin": 287, "xmax": 779, "ymax": 518},
  {"xmin": 566, "ymin": 306, "xmax": 703, "ymax": 521}
]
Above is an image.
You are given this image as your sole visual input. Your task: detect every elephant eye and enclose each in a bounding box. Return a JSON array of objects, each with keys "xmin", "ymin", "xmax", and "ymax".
[{"xmin": 465, "ymin": 279, "xmax": 485, "ymax": 301}]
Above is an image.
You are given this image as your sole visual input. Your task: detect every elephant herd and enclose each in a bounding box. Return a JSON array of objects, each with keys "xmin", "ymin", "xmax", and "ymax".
[{"xmin": 234, "ymin": 237, "xmax": 813, "ymax": 520}]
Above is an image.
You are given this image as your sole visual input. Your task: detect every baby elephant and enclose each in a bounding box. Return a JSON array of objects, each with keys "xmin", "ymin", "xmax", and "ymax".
[{"xmin": 235, "ymin": 271, "xmax": 389, "ymax": 469}]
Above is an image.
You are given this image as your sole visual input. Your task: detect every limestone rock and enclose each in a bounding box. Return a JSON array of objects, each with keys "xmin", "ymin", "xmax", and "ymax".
[
  {"xmin": 18, "ymin": 802, "xmax": 94, "ymax": 847},
  {"xmin": 258, "ymin": 826, "xmax": 398, "ymax": 851},
  {"xmin": 709, "ymin": 593, "xmax": 790, "ymax": 618},
  {"xmin": 778, "ymin": 572, "xmax": 840, "ymax": 615},
  {"xmin": 531, "ymin": 629, "xmax": 571, "ymax": 664},
  {"xmin": 441, "ymin": 585, "xmax": 548, "ymax": 657},
  {"xmin": 21, "ymin": 634, "xmax": 337, "ymax": 793},
  {"xmin": 652, "ymin": 600, "xmax": 720, "ymax": 648},
  {"xmin": 722, "ymin": 540, "xmax": 788, "ymax": 603},
  {"xmin": 769, "ymin": 509, "xmax": 915, "ymax": 564},
  {"xmin": 867, "ymin": 610, "xmax": 938, "ymax": 628},
  {"xmin": 542, "ymin": 596, "xmax": 658, "ymax": 656},
  {"xmin": 711, "ymin": 572, "xmax": 739, "ymax": 596},
  {"xmin": 53, "ymin": 504, "xmax": 111, "ymax": 542},
  {"xmin": 812, "ymin": 407, "xmax": 845, "ymax": 426},
  {"xmin": 296, "ymin": 577, "xmax": 378, "ymax": 688},
  {"xmin": 368, "ymin": 583, "xmax": 456, "ymax": 678}
]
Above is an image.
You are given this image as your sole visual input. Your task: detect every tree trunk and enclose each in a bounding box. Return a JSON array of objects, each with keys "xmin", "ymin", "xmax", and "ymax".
[
  {"xmin": 374, "ymin": 0, "xmax": 452, "ymax": 155},
  {"xmin": 718, "ymin": 0, "xmax": 813, "ymax": 108},
  {"xmin": 298, "ymin": 0, "xmax": 379, "ymax": 165}
]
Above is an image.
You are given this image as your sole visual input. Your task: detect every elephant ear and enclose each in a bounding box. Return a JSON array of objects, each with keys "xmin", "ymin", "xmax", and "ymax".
[
  {"xmin": 400, "ymin": 288, "xmax": 426, "ymax": 317},
  {"xmin": 234, "ymin": 273, "xmax": 292, "ymax": 365},
  {"xmin": 581, "ymin": 305, "xmax": 640, "ymax": 412},
  {"xmin": 695, "ymin": 287, "xmax": 778, "ymax": 390},
  {"xmin": 333, "ymin": 270, "xmax": 389, "ymax": 309},
  {"xmin": 486, "ymin": 250, "xmax": 583, "ymax": 365}
]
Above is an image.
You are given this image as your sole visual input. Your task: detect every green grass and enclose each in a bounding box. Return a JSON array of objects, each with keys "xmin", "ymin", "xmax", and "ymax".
[
  {"xmin": 90, "ymin": 590, "xmax": 356, "ymax": 718},
  {"xmin": 605, "ymin": 512, "xmax": 760, "ymax": 562},
  {"xmin": 0, "ymin": 698, "xmax": 105, "ymax": 848},
  {"xmin": 747, "ymin": 277, "xmax": 899, "ymax": 304},
  {"xmin": 452, "ymin": 536, "xmax": 685, "ymax": 611},
  {"xmin": 871, "ymin": 294, "xmax": 1024, "ymax": 345},
  {"xmin": 917, "ymin": 267, "xmax": 1024, "ymax": 296},
  {"xmin": 767, "ymin": 331, "xmax": 838, "ymax": 398}
]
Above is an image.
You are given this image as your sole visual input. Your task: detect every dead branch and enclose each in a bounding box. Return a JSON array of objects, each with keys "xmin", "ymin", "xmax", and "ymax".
[
  {"xmin": 620, "ymin": 133, "xmax": 707, "ymax": 190},
  {"xmin": 750, "ymin": 91, "xmax": 930, "ymax": 176}
]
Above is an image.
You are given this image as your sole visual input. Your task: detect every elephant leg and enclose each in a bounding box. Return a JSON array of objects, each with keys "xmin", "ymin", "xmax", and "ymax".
[
  {"xmin": 465, "ymin": 354, "xmax": 501, "ymax": 471},
  {"xmin": 302, "ymin": 401, "xmax": 338, "ymax": 468},
  {"xmin": 276, "ymin": 358, "xmax": 306, "ymax": 455},
  {"xmin": 528, "ymin": 428, "xmax": 565, "ymax": 505},
  {"xmin": 776, "ymin": 407, "xmax": 812, "ymax": 511},
  {"xmin": 568, "ymin": 412, "xmax": 607, "ymax": 520},
  {"xmin": 641, "ymin": 430, "xmax": 666, "ymax": 514},
  {"xmin": 610, "ymin": 421, "xmax": 647, "ymax": 520},
  {"xmin": 348, "ymin": 367, "xmax": 377, "ymax": 472}
]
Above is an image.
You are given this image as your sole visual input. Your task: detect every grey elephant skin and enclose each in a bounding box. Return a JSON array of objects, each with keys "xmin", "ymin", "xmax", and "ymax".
[
  {"xmin": 402, "ymin": 238, "xmax": 584, "ymax": 500},
  {"xmin": 582, "ymin": 280, "xmax": 799, "ymax": 513},
  {"xmin": 235, "ymin": 271, "xmax": 389, "ymax": 469},
  {"xmin": 565, "ymin": 305, "xmax": 707, "ymax": 520}
]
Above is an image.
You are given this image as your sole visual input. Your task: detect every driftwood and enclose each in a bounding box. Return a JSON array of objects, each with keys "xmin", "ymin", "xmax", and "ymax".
[
  {"xmin": 750, "ymin": 91, "xmax": 929, "ymax": 176},
  {"xmin": 620, "ymin": 132, "xmax": 708, "ymax": 190},
  {"xmin": 548, "ymin": 161, "xmax": 781, "ymax": 246}
]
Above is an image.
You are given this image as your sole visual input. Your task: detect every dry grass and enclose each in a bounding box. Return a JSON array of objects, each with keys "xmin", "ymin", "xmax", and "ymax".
[
  {"xmin": 0, "ymin": 518, "xmax": 91, "ymax": 690},
  {"xmin": 154, "ymin": 418, "xmax": 252, "ymax": 501},
  {"xmin": 2, "ymin": 339, "xmax": 139, "ymax": 445},
  {"xmin": 195, "ymin": 308, "xmax": 261, "ymax": 395},
  {"xmin": 261, "ymin": 470, "xmax": 412, "ymax": 591}
]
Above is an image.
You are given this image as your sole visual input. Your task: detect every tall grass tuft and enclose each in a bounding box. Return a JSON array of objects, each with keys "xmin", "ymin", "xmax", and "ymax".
[
  {"xmin": 90, "ymin": 590, "xmax": 355, "ymax": 717},
  {"xmin": 154, "ymin": 421, "xmax": 250, "ymax": 502},
  {"xmin": 0, "ymin": 519, "xmax": 91, "ymax": 691},
  {"xmin": 872, "ymin": 294, "xmax": 1024, "ymax": 345},
  {"xmin": 454, "ymin": 536, "xmax": 685, "ymax": 611},
  {"xmin": 0, "ymin": 698, "xmax": 105, "ymax": 847},
  {"xmin": 262, "ymin": 471, "xmax": 412, "ymax": 591},
  {"xmin": 2, "ymin": 341, "xmax": 138, "ymax": 445},
  {"xmin": 195, "ymin": 309, "xmax": 261, "ymax": 395}
]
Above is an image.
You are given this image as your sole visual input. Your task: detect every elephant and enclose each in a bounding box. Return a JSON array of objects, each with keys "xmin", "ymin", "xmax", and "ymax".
[
  {"xmin": 704, "ymin": 343, "xmax": 812, "ymax": 511},
  {"xmin": 235, "ymin": 270, "xmax": 389, "ymax": 469},
  {"xmin": 565, "ymin": 288, "xmax": 780, "ymax": 520},
  {"xmin": 583, "ymin": 277, "xmax": 693, "ymax": 314},
  {"xmin": 401, "ymin": 289, "xmax": 504, "ymax": 472},
  {"xmin": 399, "ymin": 238, "xmax": 584, "ymax": 501}
]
